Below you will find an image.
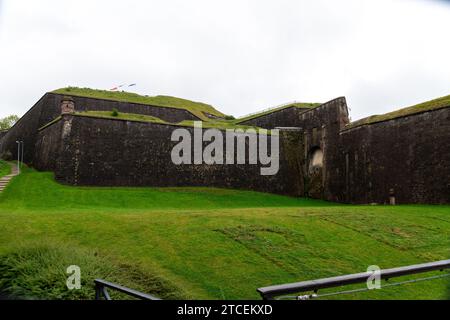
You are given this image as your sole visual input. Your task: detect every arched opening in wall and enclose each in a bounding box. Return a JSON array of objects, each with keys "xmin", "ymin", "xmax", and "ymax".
[
  {"xmin": 307, "ymin": 147, "xmax": 324, "ymax": 199},
  {"xmin": 308, "ymin": 148, "xmax": 323, "ymax": 174}
]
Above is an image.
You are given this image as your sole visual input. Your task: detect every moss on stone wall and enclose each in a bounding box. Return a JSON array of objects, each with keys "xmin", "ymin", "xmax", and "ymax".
[
  {"xmin": 52, "ymin": 87, "xmax": 226, "ymax": 121},
  {"xmin": 70, "ymin": 111, "xmax": 267, "ymax": 132},
  {"xmin": 345, "ymin": 94, "xmax": 450, "ymax": 129},
  {"xmin": 280, "ymin": 130, "xmax": 305, "ymax": 196},
  {"xmin": 235, "ymin": 102, "xmax": 321, "ymax": 123}
]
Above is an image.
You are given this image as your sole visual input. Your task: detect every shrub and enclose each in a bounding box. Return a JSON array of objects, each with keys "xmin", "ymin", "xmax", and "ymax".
[
  {"xmin": 0, "ymin": 244, "xmax": 184, "ymax": 300},
  {"xmin": 1, "ymin": 151, "xmax": 13, "ymax": 161},
  {"xmin": 224, "ymin": 115, "xmax": 235, "ymax": 120},
  {"xmin": 111, "ymin": 108, "xmax": 119, "ymax": 117}
]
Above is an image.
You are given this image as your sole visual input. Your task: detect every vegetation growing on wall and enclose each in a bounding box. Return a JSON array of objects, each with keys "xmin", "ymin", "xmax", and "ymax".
[
  {"xmin": 111, "ymin": 108, "xmax": 119, "ymax": 117},
  {"xmin": 346, "ymin": 94, "xmax": 450, "ymax": 129},
  {"xmin": 280, "ymin": 131, "xmax": 304, "ymax": 196},
  {"xmin": 235, "ymin": 102, "xmax": 321, "ymax": 123},
  {"xmin": 52, "ymin": 87, "xmax": 226, "ymax": 121},
  {"xmin": 73, "ymin": 111, "xmax": 267, "ymax": 132}
]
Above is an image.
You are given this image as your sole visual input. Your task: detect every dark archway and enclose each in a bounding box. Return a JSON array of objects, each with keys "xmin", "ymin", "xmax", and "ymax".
[{"xmin": 307, "ymin": 147, "xmax": 324, "ymax": 199}]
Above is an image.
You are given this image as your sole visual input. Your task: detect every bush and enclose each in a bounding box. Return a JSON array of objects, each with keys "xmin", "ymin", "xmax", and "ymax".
[
  {"xmin": 0, "ymin": 244, "xmax": 184, "ymax": 300},
  {"xmin": 224, "ymin": 115, "xmax": 235, "ymax": 120},
  {"xmin": 111, "ymin": 108, "xmax": 119, "ymax": 117},
  {"xmin": 1, "ymin": 151, "xmax": 13, "ymax": 161}
]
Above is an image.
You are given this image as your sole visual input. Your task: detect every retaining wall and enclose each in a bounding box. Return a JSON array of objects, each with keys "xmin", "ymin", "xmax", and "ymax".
[{"xmin": 35, "ymin": 114, "xmax": 303, "ymax": 196}]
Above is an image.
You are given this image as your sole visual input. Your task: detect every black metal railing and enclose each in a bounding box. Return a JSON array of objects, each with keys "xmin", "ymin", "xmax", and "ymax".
[
  {"xmin": 257, "ymin": 259, "xmax": 450, "ymax": 300},
  {"xmin": 94, "ymin": 279, "xmax": 161, "ymax": 300}
]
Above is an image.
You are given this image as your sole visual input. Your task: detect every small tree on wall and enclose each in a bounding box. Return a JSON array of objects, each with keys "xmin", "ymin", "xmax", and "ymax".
[
  {"xmin": 0, "ymin": 115, "xmax": 19, "ymax": 131},
  {"xmin": 111, "ymin": 108, "xmax": 119, "ymax": 117}
]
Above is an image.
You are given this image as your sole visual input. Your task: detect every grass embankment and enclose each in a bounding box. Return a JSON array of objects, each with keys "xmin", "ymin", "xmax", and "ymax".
[
  {"xmin": 0, "ymin": 168, "xmax": 449, "ymax": 300},
  {"xmin": 346, "ymin": 94, "xmax": 450, "ymax": 129},
  {"xmin": 0, "ymin": 160, "xmax": 11, "ymax": 178},
  {"xmin": 52, "ymin": 87, "xmax": 227, "ymax": 121},
  {"xmin": 75, "ymin": 111, "xmax": 265, "ymax": 132}
]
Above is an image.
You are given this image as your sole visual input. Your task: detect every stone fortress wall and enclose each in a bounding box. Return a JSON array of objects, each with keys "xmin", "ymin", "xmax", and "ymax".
[
  {"xmin": 337, "ymin": 107, "xmax": 450, "ymax": 204},
  {"xmin": 1, "ymin": 91, "xmax": 449, "ymax": 204},
  {"xmin": 0, "ymin": 131, "xmax": 7, "ymax": 140},
  {"xmin": 33, "ymin": 111, "xmax": 301, "ymax": 195},
  {"xmin": 0, "ymin": 93, "xmax": 201, "ymax": 164},
  {"xmin": 238, "ymin": 96, "xmax": 449, "ymax": 204}
]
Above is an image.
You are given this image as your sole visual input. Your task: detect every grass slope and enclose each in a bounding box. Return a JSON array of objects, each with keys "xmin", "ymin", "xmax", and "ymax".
[
  {"xmin": 0, "ymin": 168, "xmax": 449, "ymax": 300},
  {"xmin": 346, "ymin": 94, "xmax": 450, "ymax": 129},
  {"xmin": 74, "ymin": 111, "xmax": 266, "ymax": 131},
  {"xmin": 52, "ymin": 87, "xmax": 227, "ymax": 121},
  {"xmin": 0, "ymin": 160, "xmax": 11, "ymax": 178}
]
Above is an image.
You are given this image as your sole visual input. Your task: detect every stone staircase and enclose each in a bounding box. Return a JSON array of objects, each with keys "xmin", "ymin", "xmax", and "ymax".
[{"xmin": 0, "ymin": 163, "xmax": 20, "ymax": 193}]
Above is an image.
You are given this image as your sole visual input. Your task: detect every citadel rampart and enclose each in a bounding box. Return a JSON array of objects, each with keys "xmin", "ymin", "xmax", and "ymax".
[
  {"xmin": 34, "ymin": 114, "xmax": 302, "ymax": 195},
  {"xmin": 0, "ymin": 92, "xmax": 202, "ymax": 164},
  {"xmin": 44, "ymin": 93, "xmax": 201, "ymax": 123},
  {"xmin": 337, "ymin": 107, "xmax": 450, "ymax": 204},
  {"xmin": 238, "ymin": 96, "xmax": 449, "ymax": 204},
  {"xmin": 32, "ymin": 96, "xmax": 351, "ymax": 199},
  {"xmin": 237, "ymin": 106, "xmax": 313, "ymax": 129},
  {"xmin": 1, "ymin": 89, "xmax": 449, "ymax": 204}
]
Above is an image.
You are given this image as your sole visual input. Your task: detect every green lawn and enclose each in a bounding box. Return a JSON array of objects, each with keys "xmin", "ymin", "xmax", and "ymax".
[{"xmin": 0, "ymin": 167, "xmax": 449, "ymax": 300}]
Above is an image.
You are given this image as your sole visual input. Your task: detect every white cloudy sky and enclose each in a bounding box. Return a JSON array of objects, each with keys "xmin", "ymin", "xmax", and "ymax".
[{"xmin": 0, "ymin": 0, "xmax": 449, "ymax": 120}]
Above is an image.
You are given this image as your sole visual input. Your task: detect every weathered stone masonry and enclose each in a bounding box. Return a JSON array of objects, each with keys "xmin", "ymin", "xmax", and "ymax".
[
  {"xmin": 1, "ymin": 92, "xmax": 449, "ymax": 204},
  {"xmin": 34, "ymin": 114, "xmax": 302, "ymax": 195},
  {"xmin": 338, "ymin": 107, "xmax": 450, "ymax": 204},
  {"xmin": 241, "ymin": 97, "xmax": 449, "ymax": 204},
  {"xmin": 237, "ymin": 106, "xmax": 313, "ymax": 130},
  {"xmin": 0, "ymin": 92, "xmax": 201, "ymax": 164}
]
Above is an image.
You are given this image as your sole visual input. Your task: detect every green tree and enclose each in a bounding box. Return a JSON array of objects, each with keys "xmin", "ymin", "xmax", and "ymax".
[{"xmin": 0, "ymin": 115, "xmax": 19, "ymax": 131}]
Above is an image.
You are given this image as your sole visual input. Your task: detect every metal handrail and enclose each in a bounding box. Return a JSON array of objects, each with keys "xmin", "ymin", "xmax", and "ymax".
[
  {"xmin": 257, "ymin": 259, "xmax": 450, "ymax": 300},
  {"xmin": 94, "ymin": 279, "xmax": 161, "ymax": 300}
]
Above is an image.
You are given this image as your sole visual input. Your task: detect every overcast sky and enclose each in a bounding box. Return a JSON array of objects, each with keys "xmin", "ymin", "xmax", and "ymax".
[{"xmin": 0, "ymin": 0, "xmax": 449, "ymax": 120}]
